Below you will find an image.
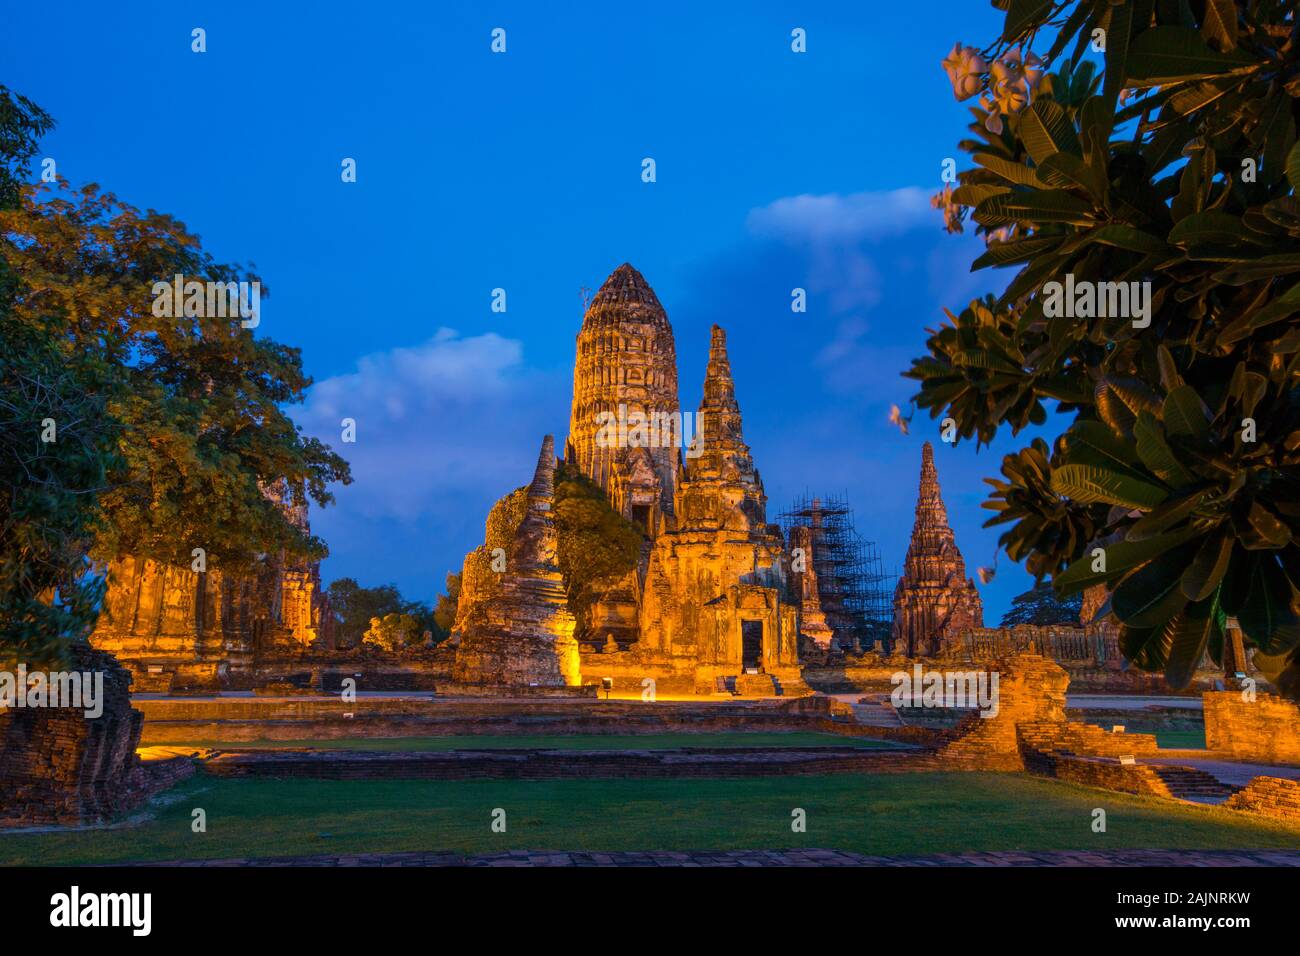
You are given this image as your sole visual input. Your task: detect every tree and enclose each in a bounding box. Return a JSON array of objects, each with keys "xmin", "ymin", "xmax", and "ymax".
[
  {"xmin": 326, "ymin": 578, "xmax": 436, "ymax": 647},
  {"xmin": 326, "ymin": 578, "xmax": 403, "ymax": 646},
  {"xmin": 1, "ymin": 180, "xmax": 351, "ymax": 573},
  {"xmin": 0, "ymin": 88, "xmax": 115, "ymax": 667},
  {"xmin": 362, "ymin": 613, "xmax": 422, "ymax": 653},
  {"xmin": 909, "ymin": 1, "xmax": 1300, "ymax": 695},
  {"xmin": 0, "ymin": 88, "xmax": 351, "ymax": 666},
  {"xmin": 553, "ymin": 461, "xmax": 643, "ymax": 638},
  {"xmin": 432, "ymin": 572, "xmax": 461, "ymax": 639},
  {"xmin": 1001, "ymin": 582, "xmax": 1083, "ymax": 627}
]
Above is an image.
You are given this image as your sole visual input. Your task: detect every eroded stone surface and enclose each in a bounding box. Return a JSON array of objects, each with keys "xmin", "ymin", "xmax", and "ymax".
[
  {"xmin": 891, "ymin": 442, "xmax": 983, "ymax": 657},
  {"xmin": 453, "ymin": 436, "xmax": 580, "ymax": 687},
  {"xmin": 0, "ymin": 644, "xmax": 193, "ymax": 827},
  {"xmin": 91, "ymin": 485, "xmax": 332, "ymax": 691},
  {"xmin": 455, "ymin": 267, "xmax": 803, "ymax": 692}
]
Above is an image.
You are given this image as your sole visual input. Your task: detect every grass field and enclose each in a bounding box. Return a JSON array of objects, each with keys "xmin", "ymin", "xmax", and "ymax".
[
  {"xmin": 1152, "ymin": 728, "xmax": 1209, "ymax": 749},
  {"xmin": 3, "ymin": 772, "xmax": 1296, "ymax": 866},
  {"xmin": 141, "ymin": 732, "xmax": 901, "ymax": 752},
  {"xmin": 1082, "ymin": 722, "xmax": 1208, "ymax": 750}
]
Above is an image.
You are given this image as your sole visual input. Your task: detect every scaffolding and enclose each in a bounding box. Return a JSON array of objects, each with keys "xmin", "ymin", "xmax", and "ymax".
[{"xmin": 779, "ymin": 493, "xmax": 896, "ymax": 651}]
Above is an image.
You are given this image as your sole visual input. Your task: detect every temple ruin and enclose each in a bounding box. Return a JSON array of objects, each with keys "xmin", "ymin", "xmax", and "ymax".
[
  {"xmin": 890, "ymin": 441, "xmax": 984, "ymax": 657},
  {"xmin": 451, "ymin": 435, "xmax": 580, "ymax": 688},
  {"xmin": 779, "ymin": 495, "xmax": 895, "ymax": 657},
  {"xmin": 452, "ymin": 264, "xmax": 803, "ymax": 694},
  {"xmin": 89, "ymin": 483, "xmax": 332, "ymax": 692}
]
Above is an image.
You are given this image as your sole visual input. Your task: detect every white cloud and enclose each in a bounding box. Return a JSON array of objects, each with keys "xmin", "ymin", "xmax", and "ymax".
[
  {"xmin": 294, "ymin": 328, "xmax": 567, "ymax": 522},
  {"xmin": 746, "ymin": 187, "xmax": 935, "ymax": 243}
]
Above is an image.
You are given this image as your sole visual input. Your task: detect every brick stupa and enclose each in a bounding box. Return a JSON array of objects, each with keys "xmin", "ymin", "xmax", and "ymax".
[
  {"xmin": 891, "ymin": 441, "xmax": 984, "ymax": 656},
  {"xmin": 452, "ymin": 435, "xmax": 581, "ymax": 687}
]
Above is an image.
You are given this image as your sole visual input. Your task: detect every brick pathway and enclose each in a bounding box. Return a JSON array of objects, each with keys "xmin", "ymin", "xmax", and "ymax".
[{"xmin": 143, "ymin": 848, "xmax": 1300, "ymax": 867}]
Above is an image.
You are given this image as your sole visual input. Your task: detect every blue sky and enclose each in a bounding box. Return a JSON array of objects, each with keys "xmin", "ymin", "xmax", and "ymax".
[{"xmin": 5, "ymin": 0, "xmax": 1064, "ymax": 620}]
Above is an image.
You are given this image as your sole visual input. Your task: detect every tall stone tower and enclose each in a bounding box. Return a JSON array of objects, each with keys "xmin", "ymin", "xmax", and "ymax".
[
  {"xmin": 677, "ymin": 325, "xmax": 767, "ymax": 531},
  {"xmin": 891, "ymin": 441, "xmax": 984, "ymax": 657},
  {"xmin": 566, "ymin": 263, "xmax": 680, "ymax": 533}
]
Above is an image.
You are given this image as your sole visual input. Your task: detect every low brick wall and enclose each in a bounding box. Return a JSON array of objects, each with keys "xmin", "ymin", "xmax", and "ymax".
[
  {"xmin": 1204, "ymin": 692, "xmax": 1300, "ymax": 765},
  {"xmin": 0, "ymin": 646, "xmax": 191, "ymax": 827},
  {"xmin": 138, "ymin": 696, "xmax": 861, "ymax": 744},
  {"xmin": 1225, "ymin": 776, "xmax": 1300, "ymax": 822},
  {"xmin": 203, "ymin": 746, "xmax": 932, "ymax": 781},
  {"xmin": 1023, "ymin": 751, "xmax": 1171, "ymax": 798}
]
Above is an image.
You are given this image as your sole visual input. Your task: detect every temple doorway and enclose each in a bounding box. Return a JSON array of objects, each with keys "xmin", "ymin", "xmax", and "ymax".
[
  {"xmin": 631, "ymin": 504, "xmax": 651, "ymax": 532},
  {"xmin": 741, "ymin": 620, "xmax": 763, "ymax": 673}
]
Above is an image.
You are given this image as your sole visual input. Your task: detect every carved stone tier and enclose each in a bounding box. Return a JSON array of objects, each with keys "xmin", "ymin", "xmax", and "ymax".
[
  {"xmin": 565, "ymin": 263, "xmax": 680, "ymax": 533},
  {"xmin": 891, "ymin": 441, "xmax": 984, "ymax": 657}
]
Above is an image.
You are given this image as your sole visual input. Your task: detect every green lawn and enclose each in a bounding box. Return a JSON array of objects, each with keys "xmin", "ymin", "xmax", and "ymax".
[
  {"xmin": 1153, "ymin": 728, "xmax": 1208, "ymax": 749},
  {"xmin": 3, "ymin": 772, "xmax": 1296, "ymax": 866},
  {"xmin": 143, "ymin": 732, "xmax": 898, "ymax": 752},
  {"xmin": 1083, "ymin": 722, "xmax": 1208, "ymax": 750}
]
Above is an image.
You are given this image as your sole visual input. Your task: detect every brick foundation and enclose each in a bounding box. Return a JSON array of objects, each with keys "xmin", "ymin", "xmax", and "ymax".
[
  {"xmin": 1204, "ymin": 691, "xmax": 1300, "ymax": 765},
  {"xmin": 1224, "ymin": 777, "xmax": 1300, "ymax": 821},
  {"xmin": 0, "ymin": 645, "xmax": 192, "ymax": 827}
]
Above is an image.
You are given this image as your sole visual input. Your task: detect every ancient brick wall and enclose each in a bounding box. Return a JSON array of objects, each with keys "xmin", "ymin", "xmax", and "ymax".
[
  {"xmin": 0, "ymin": 646, "xmax": 147, "ymax": 826},
  {"xmin": 1023, "ymin": 751, "xmax": 1172, "ymax": 798},
  {"xmin": 1203, "ymin": 691, "xmax": 1300, "ymax": 764},
  {"xmin": 1224, "ymin": 776, "xmax": 1300, "ymax": 822},
  {"xmin": 137, "ymin": 695, "xmax": 854, "ymax": 744}
]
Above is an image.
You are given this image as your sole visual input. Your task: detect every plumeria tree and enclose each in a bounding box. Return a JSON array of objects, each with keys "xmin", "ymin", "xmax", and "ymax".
[{"xmin": 908, "ymin": 0, "xmax": 1300, "ymax": 695}]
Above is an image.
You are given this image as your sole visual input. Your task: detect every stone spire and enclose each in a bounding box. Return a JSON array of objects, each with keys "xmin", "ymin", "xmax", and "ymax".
[
  {"xmin": 891, "ymin": 441, "xmax": 983, "ymax": 657},
  {"xmin": 509, "ymin": 435, "xmax": 559, "ymax": 571},
  {"xmin": 565, "ymin": 263, "xmax": 679, "ymax": 524},
  {"xmin": 790, "ymin": 524, "xmax": 834, "ymax": 653},
  {"xmin": 698, "ymin": 325, "xmax": 746, "ymax": 450},
  {"xmin": 453, "ymin": 434, "xmax": 580, "ymax": 687},
  {"xmin": 582, "ymin": 263, "xmax": 670, "ymax": 329},
  {"xmin": 678, "ymin": 324, "xmax": 767, "ymax": 531},
  {"xmin": 917, "ymin": 441, "xmax": 948, "ymax": 526},
  {"xmin": 525, "ymin": 435, "xmax": 555, "ymax": 512}
]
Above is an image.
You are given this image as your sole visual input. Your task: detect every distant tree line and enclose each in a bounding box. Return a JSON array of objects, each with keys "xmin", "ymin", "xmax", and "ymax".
[{"xmin": 326, "ymin": 574, "xmax": 460, "ymax": 651}]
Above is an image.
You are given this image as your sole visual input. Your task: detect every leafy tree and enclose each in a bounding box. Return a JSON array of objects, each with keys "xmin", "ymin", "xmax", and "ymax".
[
  {"xmin": 1000, "ymin": 582, "xmax": 1084, "ymax": 627},
  {"xmin": 326, "ymin": 578, "xmax": 403, "ymax": 646},
  {"xmin": 326, "ymin": 578, "xmax": 436, "ymax": 647},
  {"xmin": 362, "ymin": 612, "xmax": 422, "ymax": 653},
  {"xmin": 0, "ymin": 88, "xmax": 115, "ymax": 667},
  {"xmin": 0, "ymin": 88, "xmax": 50, "ymax": 209},
  {"xmin": 432, "ymin": 572, "xmax": 461, "ymax": 639},
  {"xmin": 909, "ymin": 1, "xmax": 1300, "ymax": 695},
  {"xmin": 1, "ymin": 180, "xmax": 351, "ymax": 573},
  {"xmin": 553, "ymin": 461, "xmax": 643, "ymax": 638},
  {"xmin": 0, "ymin": 87, "xmax": 351, "ymax": 667}
]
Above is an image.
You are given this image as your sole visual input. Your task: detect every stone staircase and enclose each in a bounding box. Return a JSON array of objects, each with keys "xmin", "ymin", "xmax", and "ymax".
[
  {"xmin": 1150, "ymin": 765, "xmax": 1240, "ymax": 804},
  {"xmin": 734, "ymin": 673, "xmax": 779, "ymax": 697},
  {"xmin": 851, "ymin": 699, "xmax": 904, "ymax": 728}
]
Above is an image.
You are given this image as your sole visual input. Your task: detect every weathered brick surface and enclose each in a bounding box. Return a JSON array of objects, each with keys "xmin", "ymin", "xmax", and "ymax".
[
  {"xmin": 0, "ymin": 645, "xmax": 192, "ymax": 827},
  {"xmin": 137, "ymin": 695, "xmax": 855, "ymax": 744},
  {"xmin": 202, "ymin": 746, "xmax": 934, "ymax": 781},
  {"xmin": 891, "ymin": 442, "xmax": 983, "ymax": 657},
  {"xmin": 1204, "ymin": 691, "xmax": 1300, "ymax": 765},
  {"xmin": 1022, "ymin": 751, "xmax": 1171, "ymax": 798},
  {"xmin": 934, "ymin": 654, "xmax": 1074, "ymax": 770},
  {"xmin": 1225, "ymin": 776, "xmax": 1300, "ymax": 822}
]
